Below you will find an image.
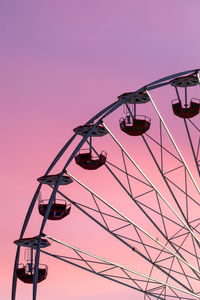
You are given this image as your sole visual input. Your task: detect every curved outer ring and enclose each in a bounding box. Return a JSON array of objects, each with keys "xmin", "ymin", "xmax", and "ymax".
[{"xmin": 12, "ymin": 68, "xmax": 200, "ymax": 300}]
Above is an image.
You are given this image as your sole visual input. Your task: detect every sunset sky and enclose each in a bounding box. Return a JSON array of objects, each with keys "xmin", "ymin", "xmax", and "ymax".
[{"xmin": 1, "ymin": 1, "xmax": 200, "ymax": 299}]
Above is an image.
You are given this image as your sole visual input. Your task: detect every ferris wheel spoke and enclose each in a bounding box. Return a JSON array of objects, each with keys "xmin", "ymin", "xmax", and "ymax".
[
  {"xmin": 146, "ymin": 90, "xmax": 199, "ymax": 194},
  {"xmin": 191, "ymin": 235, "xmax": 200, "ymax": 272},
  {"xmin": 106, "ymin": 159, "xmax": 152, "ymax": 188},
  {"xmin": 89, "ymin": 146, "xmax": 173, "ymax": 243},
  {"xmin": 102, "ymin": 122, "xmax": 200, "ymax": 247},
  {"xmin": 99, "ymin": 116, "xmax": 198, "ymax": 292},
  {"xmin": 86, "ymin": 123, "xmax": 199, "ymax": 255},
  {"xmin": 141, "ymin": 134, "xmax": 187, "ymax": 223},
  {"xmin": 91, "ymin": 193, "xmax": 110, "ymax": 229},
  {"xmin": 170, "ymin": 240, "xmax": 200, "ymax": 262},
  {"xmin": 163, "ymin": 174, "xmax": 199, "ymax": 208},
  {"xmin": 184, "ymin": 118, "xmax": 200, "ymax": 177},
  {"xmin": 144, "ymin": 265, "xmax": 155, "ymax": 299},
  {"xmin": 164, "ymin": 221, "xmax": 200, "ymax": 273},
  {"xmin": 114, "ymin": 233, "xmax": 169, "ymax": 255},
  {"xmin": 13, "ymin": 69, "xmax": 200, "ymax": 299},
  {"xmin": 142, "ymin": 130, "xmax": 200, "ymax": 222},
  {"xmin": 90, "ymin": 134, "xmax": 188, "ymax": 247},
  {"xmin": 146, "ymin": 224, "xmax": 200, "ymax": 296},
  {"xmin": 188, "ymin": 119, "xmax": 200, "ymax": 133},
  {"xmin": 177, "ymin": 260, "xmax": 194, "ymax": 292},
  {"xmin": 164, "ymin": 171, "xmax": 200, "ymax": 257},
  {"xmin": 40, "ymin": 250, "xmax": 165, "ymax": 299},
  {"xmin": 165, "ymin": 287, "xmax": 181, "ymax": 300},
  {"xmin": 148, "ymin": 285, "xmax": 167, "ymax": 300},
  {"xmin": 40, "ymin": 235, "xmax": 200, "ymax": 299},
  {"xmin": 138, "ymin": 95, "xmax": 199, "ymax": 230},
  {"xmin": 56, "ymin": 181, "xmax": 171, "ymax": 258},
  {"xmin": 120, "ymin": 268, "xmax": 149, "ymax": 296},
  {"xmin": 56, "ymin": 173, "xmax": 200, "ymax": 286},
  {"xmin": 144, "ymin": 132, "xmax": 182, "ymax": 164},
  {"xmin": 121, "ymin": 148, "xmax": 133, "ymax": 196},
  {"xmin": 153, "ymin": 252, "xmax": 196, "ymax": 292},
  {"xmin": 64, "ymin": 172, "xmax": 176, "ymax": 256},
  {"xmin": 155, "ymin": 263, "xmax": 199, "ymax": 283},
  {"xmin": 155, "ymin": 192, "xmax": 168, "ymax": 238},
  {"xmin": 133, "ymin": 197, "xmax": 184, "ymax": 229}
]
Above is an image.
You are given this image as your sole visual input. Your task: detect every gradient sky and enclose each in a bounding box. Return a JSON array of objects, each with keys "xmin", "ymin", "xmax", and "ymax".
[{"xmin": 1, "ymin": 1, "xmax": 200, "ymax": 299}]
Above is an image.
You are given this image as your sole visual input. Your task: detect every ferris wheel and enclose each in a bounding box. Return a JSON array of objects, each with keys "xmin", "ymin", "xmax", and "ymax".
[{"xmin": 12, "ymin": 69, "xmax": 200, "ymax": 300}]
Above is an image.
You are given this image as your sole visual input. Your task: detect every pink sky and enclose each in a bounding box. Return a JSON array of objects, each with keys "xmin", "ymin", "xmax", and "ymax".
[{"xmin": 1, "ymin": 1, "xmax": 200, "ymax": 299}]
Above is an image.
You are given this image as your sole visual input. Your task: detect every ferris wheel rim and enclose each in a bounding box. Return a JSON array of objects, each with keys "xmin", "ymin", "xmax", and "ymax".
[{"xmin": 12, "ymin": 68, "xmax": 200, "ymax": 300}]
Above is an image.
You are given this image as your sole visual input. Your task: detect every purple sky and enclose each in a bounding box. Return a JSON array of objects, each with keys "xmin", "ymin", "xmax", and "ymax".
[{"xmin": 1, "ymin": 1, "xmax": 200, "ymax": 299}]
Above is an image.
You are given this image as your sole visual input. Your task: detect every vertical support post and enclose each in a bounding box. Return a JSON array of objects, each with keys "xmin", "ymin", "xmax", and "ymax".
[
  {"xmin": 185, "ymin": 87, "xmax": 188, "ymax": 107},
  {"xmin": 31, "ymin": 246, "xmax": 34, "ymax": 275},
  {"xmin": 89, "ymin": 136, "xmax": 92, "ymax": 154},
  {"xmin": 134, "ymin": 103, "xmax": 136, "ymax": 118},
  {"xmin": 125, "ymin": 103, "xmax": 135, "ymax": 121},
  {"xmin": 175, "ymin": 86, "xmax": 181, "ymax": 103}
]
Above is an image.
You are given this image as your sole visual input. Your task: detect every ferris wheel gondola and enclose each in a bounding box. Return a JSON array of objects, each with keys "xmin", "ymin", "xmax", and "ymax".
[{"xmin": 12, "ymin": 69, "xmax": 200, "ymax": 300}]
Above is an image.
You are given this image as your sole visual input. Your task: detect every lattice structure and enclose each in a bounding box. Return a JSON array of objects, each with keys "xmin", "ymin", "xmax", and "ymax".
[{"xmin": 12, "ymin": 69, "xmax": 200, "ymax": 300}]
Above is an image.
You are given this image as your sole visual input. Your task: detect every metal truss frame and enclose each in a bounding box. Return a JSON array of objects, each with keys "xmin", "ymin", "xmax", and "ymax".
[{"xmin": 12, "ymin": 68, "xmax": 200, "ymax": 300}]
